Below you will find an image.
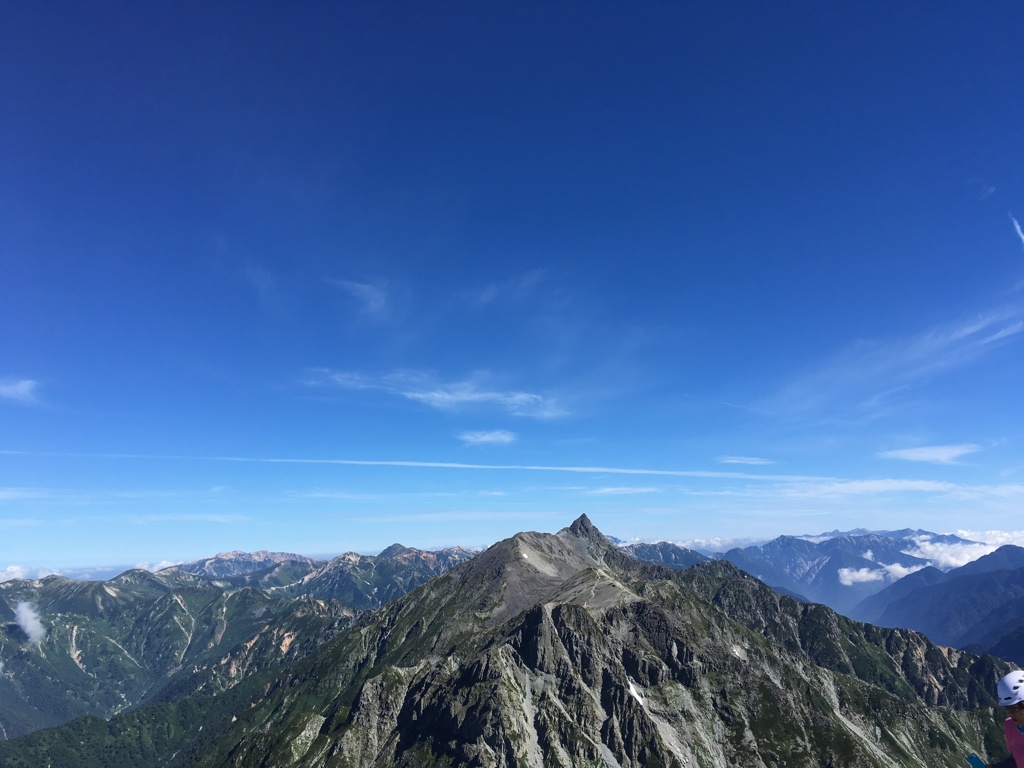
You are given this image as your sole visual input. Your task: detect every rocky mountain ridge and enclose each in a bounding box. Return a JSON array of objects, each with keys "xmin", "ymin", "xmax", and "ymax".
[
  {"xmin": 169, "ymin": 550, "xmax": 326, "ymax": 578},
  {"xmin": 0, "ymin": 515, "xmax": 1010, "ymax": 767}
]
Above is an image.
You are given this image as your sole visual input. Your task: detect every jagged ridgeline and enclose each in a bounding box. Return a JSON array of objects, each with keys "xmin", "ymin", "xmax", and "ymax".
[{"xmin": 0, "ymin": 516, "xmax": 1012, "ymax": 767}]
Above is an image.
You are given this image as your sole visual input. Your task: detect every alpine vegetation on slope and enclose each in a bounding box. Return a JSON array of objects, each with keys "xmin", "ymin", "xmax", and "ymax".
[
  {"xmin": 1, "ymin": 516, "xmax": 1009, "ymax": 767},
  {"xmin": 0, "ymin": 568, "xmax": 351, "ymax": 740}
]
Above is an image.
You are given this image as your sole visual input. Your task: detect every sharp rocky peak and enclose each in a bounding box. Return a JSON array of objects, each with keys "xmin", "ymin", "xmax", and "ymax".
[
  {"xmin": 563, "ymin": 513, "xmax": 608, "ymax": 543},
  {"xmin": 377, "ymin": 543, "xmax": 412, "ymax": 559}
]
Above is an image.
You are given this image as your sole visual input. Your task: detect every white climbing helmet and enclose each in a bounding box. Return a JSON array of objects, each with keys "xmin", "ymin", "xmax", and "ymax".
[{"xmin": 998, "ymin": 670, "xmax": 1024, "ymax": 707}]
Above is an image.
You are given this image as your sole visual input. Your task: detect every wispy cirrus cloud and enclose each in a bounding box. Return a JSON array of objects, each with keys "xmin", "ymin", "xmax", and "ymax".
[
  {"xmin": 458, "ymin": 430, "xmax": 517, "ymax": 445},
  {"xmin": 718, "ymin": 456, "xmax": 774, "ymax": 465},
  {"xmin": 778, "ymin": 478, "xmax": 958, "ymax": 497},
  {"xmin": 776, "ymin": 478, "xmax": 1024, "ymax": 501},
  {"xmin": 1011, "ymin": 213, "xmax": 1024, "ymax": 252},
  {"xmin": 585, "ymin": 487, "xmax": 659, "ymax": 495},
  {"xmin": 405, "ymin": 387, "xmax": 561, "ymax": 417},
  {"xmin": 328, "ymin": 278, "xmax": 390, "ymax": 319},
  {"xmin": 308, "ymin": 369, "xmax": 565, "ymax": 418},
  {"xmin": 0, "ymin": 487, "xmax": 51, "ymax": 501},
  {"xmin": 0, "ymin": 379, "xmax": 39, "ymax": 405},
  {"xmin": 878, "ymin": 444, "xmax": 980, "ymax": 465},
  {"xmin": 766, "ymin": 305, "xmax": 1024, "ymax": 418},
  {"xmin": 244, "ymin": 266, "xmax": 278, "ymax": 306},
  {"xmin": 467, "ymin": 268, "xmax": 546, "ymax": 308},
  {"xmin": 131, "ymin": 514, "xmax": 249, "ymax": 524}
]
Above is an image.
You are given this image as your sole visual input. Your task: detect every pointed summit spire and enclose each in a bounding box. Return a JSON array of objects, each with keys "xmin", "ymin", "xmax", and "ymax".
[{"xmin": 567, "ymin": 514, "xmax": 607, "ymax": 543}]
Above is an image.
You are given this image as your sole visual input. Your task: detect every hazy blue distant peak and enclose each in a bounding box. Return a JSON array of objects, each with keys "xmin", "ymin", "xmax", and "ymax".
[
  {"xmin": 798, "ymin": 528, "xmax": 980, "ymax": 545},
  {"xmin": 169, "ymin": 550, "xmax": 326, "ymax": 579}
]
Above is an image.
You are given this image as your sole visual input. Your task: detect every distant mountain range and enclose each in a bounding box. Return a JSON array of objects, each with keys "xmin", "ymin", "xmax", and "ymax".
[
  {"xmin": 169, "ymin": 549, "xmax": 325, "ymax": 578},
  {"xmin": 620, "ymin": 527, "xmax": 979, "ymax": 616},
  {"xmin": 165, "ymin": 543, "xmax": 479, "ymax": 610},
  {"xmin": 0, "ymin": 543, "xmax": 475, "ymax": 740},
  {"xmin": 0, "ymin": 516, "xmax": 1009, "ymax": 767}
]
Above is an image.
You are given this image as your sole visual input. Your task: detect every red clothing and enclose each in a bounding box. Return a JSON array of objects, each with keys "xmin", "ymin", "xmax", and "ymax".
[{"xmin": 1003, "ymin": 717, "xmax": 1024, "ymax": 766}]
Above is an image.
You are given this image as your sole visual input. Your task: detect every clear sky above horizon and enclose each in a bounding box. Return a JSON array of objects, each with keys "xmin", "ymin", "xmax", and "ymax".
[{"xmin": 3, "ymin": 2, "xmax": 1024, "ymax": 571}]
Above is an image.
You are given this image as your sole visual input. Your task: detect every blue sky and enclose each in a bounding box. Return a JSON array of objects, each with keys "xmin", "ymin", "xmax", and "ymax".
[{"xmin": 3, "ymin": 2, "xmax": 1024, "ymax": 572}]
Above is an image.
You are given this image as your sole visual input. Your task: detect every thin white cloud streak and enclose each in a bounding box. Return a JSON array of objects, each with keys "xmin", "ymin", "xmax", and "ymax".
[
  {"xmin": 308, "ymin": 369, "xmax": 565, "ymax": 419},
  {"xmin": 8, "ymin": 449, "xmax": 1024, "ymax": 513},
  {"xmin": 328, "ymin": 279, "xmax": 389, "ymax": 318},
  {"xmin": 405, "ymin": 388, "xmax": 558, "ymax": 417},
  {"xmin": 0, "ymin": 519, "xmax": 40, "ymax": 529},
  {"xmin": 244, "ymin": 266, "xmax": 278, "ymax": 306},
  {"xmin": 766, "ymin": 306, "xmax": 1024, "ymax": 417},
  {"xmin": 0, "ymin": 487, "xmax": 52, "ymax": 501},
  {"xmin": 680, "ymin": 392, "xmax": 775, "ymax": 416},
  {"xmin": 878, "ymin": 444, "xmax": 980, "ymax": 465},
  {"xmin": 458, "ymin": 430, "xmax": 517, "ymax": 445},
  {"xmin": 0, "ymin": 483, "xmax": 237, "ymax": 506},
  {"xmin": 10, "ymin": 448, "xmax": 1024, "ymax": 497},
  {"xmin": 217, "ymin": 455, "xmax": 822, "ymax": 482},
  {"xmin": 468, "ymin": 268, "xmax": 546, "ymax": 308},
  {"xmin": 980, "ymin": 321, "xmax": 1024, "ymax": 345},
  {"xmin": 1011, "ymin": 213, "xmax": 1024, "ymax": 252},
  {"xmin": 15, "ymin": 602, "xmax": 46, "ymax": 644},
  {"xmin": 586, "ymin": 487, "xmax": 659, "ymax": 495},
  {"xmin": 132, "ymin": 514, "xmax": 249, "ymax": 524},
  {"xmin": 0, "ymin": 379, "xmax": 39, "ymax": 404},
  {"xmin": 776, "ymin": 478, "xmax": 1024, "ymax": 500},
  {"xmin": 718, "ymin": 456, "xmax": 774, "ymax": 465}
]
